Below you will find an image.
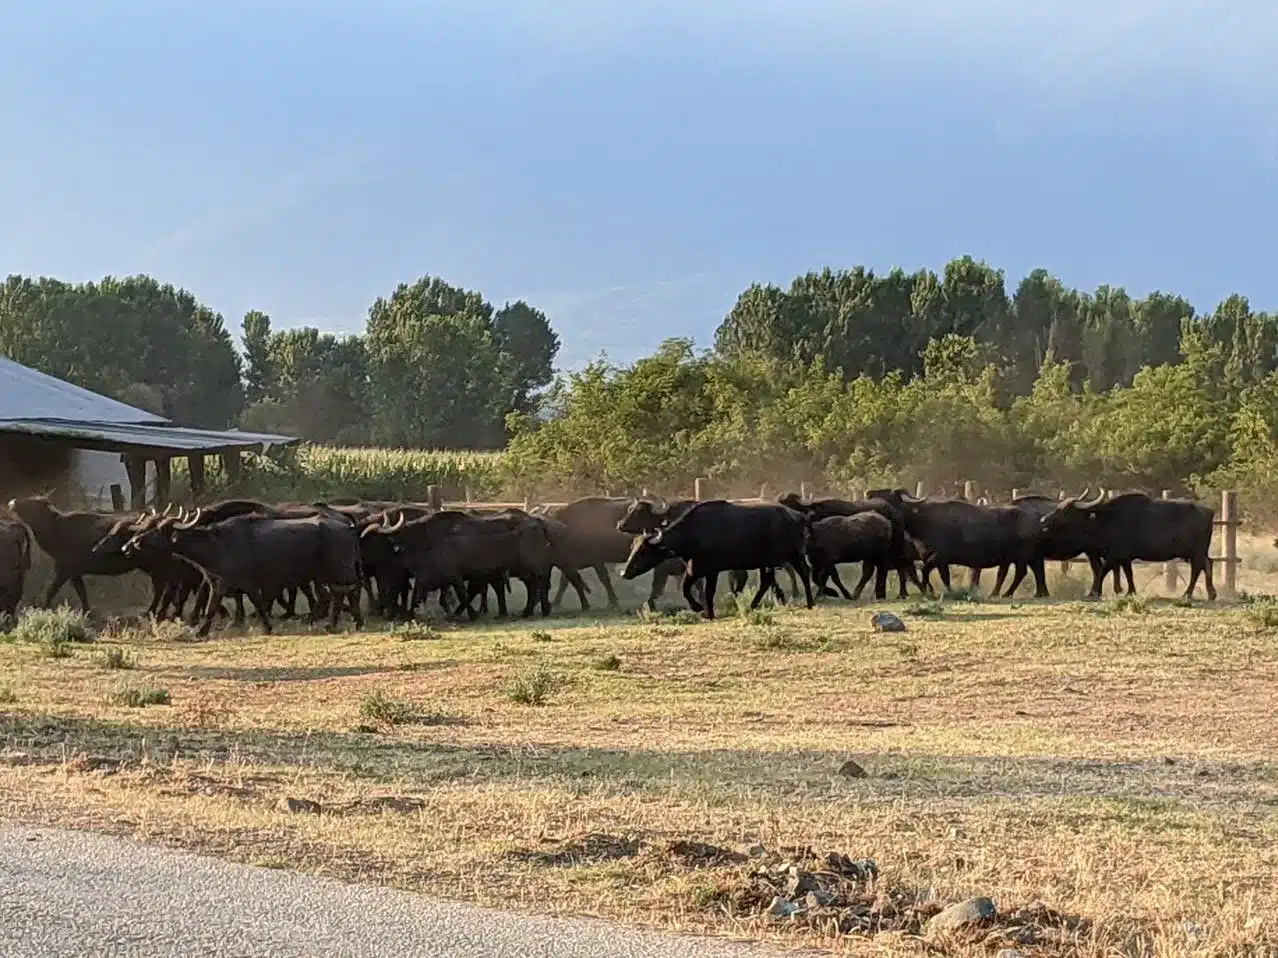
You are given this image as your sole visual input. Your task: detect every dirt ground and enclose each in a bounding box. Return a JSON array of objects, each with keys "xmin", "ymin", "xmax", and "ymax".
[{"xmin": 2, "ymin": 546, "xmax": 1278, "ymax": 956}]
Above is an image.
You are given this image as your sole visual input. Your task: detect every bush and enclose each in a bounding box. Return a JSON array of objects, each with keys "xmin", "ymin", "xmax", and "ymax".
[
  {"xmin": 106, "ymin": 683, "xmax": 170, "ymax": 708},
  {"xmin": 12, "ymin": 607, "xmax": 95, "ymax": 645},
  {"xmin": 358, "ymin": 691, "xmax": 418, "ymax": 725},
  {"xmin": 504, "ymin": 663, "xmax": 561, "ymax": 705},
  {"xmin": 593, "ymin": 653, "xmax": 622, "ymax": 671},
  {"xmin": 98, "ymin": 647, "xmax": 137, "ymax": 670}
]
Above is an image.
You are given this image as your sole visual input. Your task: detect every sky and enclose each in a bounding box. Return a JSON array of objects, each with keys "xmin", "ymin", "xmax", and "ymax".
[{"xmin": 3, "ymin": 0, "xmax": 1278, "ymax": 371}]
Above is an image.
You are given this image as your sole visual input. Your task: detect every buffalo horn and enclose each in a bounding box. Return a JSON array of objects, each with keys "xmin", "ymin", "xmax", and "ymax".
[
  {"xmin": 1079, "ymin": 487, "xmax": 1107, "ymax": 508},
  {"xmin": 649, "ymin": 527, "xmax": 664, "ymax": 544},
  {"xmin": 385, "ymin": 511, "xmax": 405, "ymax": 533},
  {"xmin": 174, "ymin": 506, "xmax": 202, "ymax": 529},
  {"xmin": 653, "ymin": 496, "xmax": 669, "ymax": 514}
]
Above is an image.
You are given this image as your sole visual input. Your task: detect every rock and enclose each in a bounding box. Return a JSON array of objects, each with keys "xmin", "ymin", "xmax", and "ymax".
[
  {"xmin": 1194, "ymin": 768, "xmax": 1211, "ymax": 778},
  {"xmin": 744, "ymin": 843, "xmax": 767, "ymax": 858},
  {"xmin": 279, "ymin": 797, "xmax": 323, "ymax": 814},
  {"xmin": 926, "ymin": 896, "xmax": 997, "ymax": 934},
  {"xmin": 838, "ymin": 759, "xmax": 868, "ymax": 779},
  {"xmin": 871, "ymin": 612, "xmax": 907, "ymax": 633},
  {"xmin": 997, "ymin": 950, "xmax": 1022, "ymax": 958},
  {"xmin": 783, "ymin": 867, "xmax": 821, "ymax": 898},
  {"xmin": 767, "ymin": 895, "xmax": 801, "ymax": 918},
  {"xmin": 1162, "ymin": 756, "xmax": 1176, "ymax": 765},
  {"xmin": 804, "ymin": 890, "xmax": 838, "ymax": 909}
]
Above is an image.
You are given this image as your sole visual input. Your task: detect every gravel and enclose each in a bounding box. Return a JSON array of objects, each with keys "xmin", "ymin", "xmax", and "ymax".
[{"xmin": 0, "ymin": 824, "xmax": 782, "ymax": 957}]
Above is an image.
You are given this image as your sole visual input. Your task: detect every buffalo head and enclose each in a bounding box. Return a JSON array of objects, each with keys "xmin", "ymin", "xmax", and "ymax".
[
  {"xmin": 619, "ymin": 528, "xmax": 672, "ymax": 580},
  {"xmin": 616, "ymin": 498, "xmax": 668, "ymax": 535}
]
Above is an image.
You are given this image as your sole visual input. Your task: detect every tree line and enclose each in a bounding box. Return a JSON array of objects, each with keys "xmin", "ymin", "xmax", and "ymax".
[
  {"xmin": 3, "ymin": 258, "xmax": 1278, "ymax": 510},
  {"xmin": 0, "ymin": 274, "xmax": 559, "ymax": 449}
]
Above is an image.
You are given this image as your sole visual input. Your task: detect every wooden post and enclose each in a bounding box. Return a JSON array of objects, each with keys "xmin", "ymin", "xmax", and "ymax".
[
  {"xmin": 797, "ymin": 480, "xmax": 807, "ymax": 501},
  {"xmin": 1222, "ymin": 490, "xmax": 1238, "ymax": 597},
  {"xmin": 759, "ymin": 482, "xmax": 769, "ymax": 502},
  {"xmin": 641, "ymin": 487, "xmax": 649, "ymax": 498},
  {"xmin": 123, "ymin": 455, "xmax": 147, "ymax": 510},
  {"xmin": 694, "ymin": 477, "xmax": 707, "ymax": 501},
  {"xmin": 1011, "ymin": 488, "xmax": 1020, "ymax": 500},
  {"xmin": 523, "ymin": 492, "xmax": 532, "ymax": 511},
  {"xmin": 963, "ymin": 480, "xmax": 977, "ymax": 501},
  {"xmin": 154, "ymin": 457, "xmax": 172, "ymax": 507},
  {"xmin": 109, "ymin": 484, "xmax": 126, "ymax": 512},
  {"xmin": 426, "ymin": 485, "xmax": 442, "ymax": 510},
  {"xmin": 915, "ymin": 481, "xmax": 926, "ymax": 498},
  {"xmin": 187, "ymin": 455, "xmax": 205, "ymax": 500},
  {"xmin": 1162, "ymin": 490, "xmax": 1179, "ymax": 592},
  {"xmin": 219, "ymin": 450, "xmax": 242, "ymax": 483}
]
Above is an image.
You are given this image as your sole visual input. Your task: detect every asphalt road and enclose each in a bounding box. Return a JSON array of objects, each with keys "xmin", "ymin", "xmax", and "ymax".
[{"xmin": 0, "ymin": 824, "xmax": 790, "ymax": 957}]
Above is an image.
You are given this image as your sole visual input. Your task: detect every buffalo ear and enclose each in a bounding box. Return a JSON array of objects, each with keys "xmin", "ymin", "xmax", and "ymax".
[
  {"xmin": 648, "ymin": 528, "xmax": 664, "ymax": 545},
  {"xmin": 1087, "ymin": 513, "xmax": 1096, "ymax": 520}
]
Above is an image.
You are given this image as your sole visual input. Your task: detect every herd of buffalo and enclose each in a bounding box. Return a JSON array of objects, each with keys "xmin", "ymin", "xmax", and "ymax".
[{"xmin": 0, "ymin": 487, "xmax": 1219, "ymax": 634}]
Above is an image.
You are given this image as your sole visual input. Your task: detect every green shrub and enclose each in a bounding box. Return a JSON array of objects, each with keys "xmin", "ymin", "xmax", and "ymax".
[
  {"xmin": 504, "ymin": 663, "xmax": 561, "ymax": 705},
  {"xmin": 13, "ymin": 607, "xmax": 95, "ymax": 645},
  {"xmin": 106, "ymin": 683, "xmax": 170, "ymax": 707}
]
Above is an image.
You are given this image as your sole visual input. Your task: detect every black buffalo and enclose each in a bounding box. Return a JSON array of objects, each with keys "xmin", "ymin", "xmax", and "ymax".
[
  {"xmin": 122, "ymin": 510, "xmax": 364, "ymax": 635},
  {"xmin": 805, "ymin": 512, "xmax": 896, "ymax": 601},
  {"xmin": 778, "ymin": 492, "xmax": 925, "ymax": 599},
  {"xmin": 619, "ymin": 499, "xmax": 813, "ymax": 618},
  {"xmin": 1038, "ymin": 489, "xmax": 1216, "ymax": 600},
  {"xmin": 868, "ymin": 490, "xmax": 1047, "ymax": 597},
  {"xmin": 0, "ymin": 514, "xmax": 32, "ymax": 620}
]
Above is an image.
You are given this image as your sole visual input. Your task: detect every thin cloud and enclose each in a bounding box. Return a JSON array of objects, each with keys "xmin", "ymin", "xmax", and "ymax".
[{"xmin": 135, "ymin": 147, "xmax": 380, "ymax": 263}]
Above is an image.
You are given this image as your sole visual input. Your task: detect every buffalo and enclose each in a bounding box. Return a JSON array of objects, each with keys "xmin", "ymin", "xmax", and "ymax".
[
  {"xmin": 805, "ymin": 512, "xmax": 897, "ymax": 601},
  {"xmin": 5, "ymin": 496, "xmax": 157, "ymax": 613},
  {"xmin": 868, "ymin": 490, "xmax": 1048, "ymax": 597},
  {"xmin": 619, "ymin": 499, "xmax": 814, "ymax": 618},
  {"xmin": 0, "ymin": 514, "xmax": 31, "ymax": 620},
  {"xmin": 122, "ymin": 509, "xmax": 364, "ymax": 635},
  {"xmin": 1038, "ymin": 489, "xmax": 1216, "ymax": 600}
]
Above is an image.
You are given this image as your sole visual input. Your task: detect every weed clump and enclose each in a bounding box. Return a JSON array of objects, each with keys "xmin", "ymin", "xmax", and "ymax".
[
  {"xmin": 13, "ymin": 607, "xmax": 95, "ymax": 645},
  {"xmin": 98, "ymin": 647, "xmax": 137, "ymax": 670},
  {"xmin": 504, "ymin": 663, "xmax": 562, "ymax": 705},
  {"xmin": 106, "ymin": 683, "xmax": 170, "ymax": 708},
  {"xmin": 359, "ymin": 691, "xmax": 418, "ymax": 725},
  {"xmin": 1245, "ymin": 598, "xmax": 1278, "ymax": 629},
  {"xmin": 593, "ymin": 653, "xmax": 622, "ymax": 671}
]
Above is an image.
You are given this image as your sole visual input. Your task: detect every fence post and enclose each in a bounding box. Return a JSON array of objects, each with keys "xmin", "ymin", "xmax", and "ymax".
[
  {"xmin": 425, "ymin": 485, "xmax": 442, "ymax": 510},
  {"xmin": 963, "ymin": 480, "xmax": 977, "ymax": 501},
  {"xmin": 1162, "ymin": 490, "xmax": 1179, "ymax": 592},
  {"xmin": 1222, "ymin": 490, "xmax": 1238, "ymax": 597},
  {"xmin": 1011, "ymin": 488, "xmax": 1020, "ymax": 500},
  {"xmin": 798, "ymin": 480, "xmax": 808, "ymax": 500},
  {"xmin": 759, "ymin": 482, "xmax": 770, "ymax": 502},
  {"xmin": 915, "ymin": 481, "xmax": 926, "ymax": 498},
  {"xmin": 694, "ymin": 477, "xmax": 707, "ymax": 501}
]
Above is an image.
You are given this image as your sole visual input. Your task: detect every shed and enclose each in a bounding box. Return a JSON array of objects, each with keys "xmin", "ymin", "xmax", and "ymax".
[{"xmin": 0, "ymin": 356, "xmax": 297, "ymax": 510}]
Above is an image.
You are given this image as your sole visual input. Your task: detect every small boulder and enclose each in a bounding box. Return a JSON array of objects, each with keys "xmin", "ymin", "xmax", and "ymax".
[
  {"xmin": 871, "ymin": 612, "xmax": 907, "ymax": 633},
  {"xmin": 767, "ymin": 895, "xmax": 801, "ymax": 918},
  {"xmin": 927, "ymin": 896, "xmax": 997, "ymax": 934},
  {"xmin": 838, "ymin": 759, "xmax": 869, "ymax": 779},
  {"xmin": 279, "ymin": 797, "xmax": 323, "ymax": 814}
]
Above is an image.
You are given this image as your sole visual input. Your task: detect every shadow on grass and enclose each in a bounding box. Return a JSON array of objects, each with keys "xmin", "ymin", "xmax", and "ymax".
[
  {"xmin": 181, "ymin": 665, "xmax": 396, "ymax": 683},
  {"xmin": 5, "ymin": 713, "xmax": 1277, "ymax": 816}
]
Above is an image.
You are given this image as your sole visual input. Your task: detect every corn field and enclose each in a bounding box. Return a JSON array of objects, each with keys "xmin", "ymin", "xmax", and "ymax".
[{"xmin": 171, "ymin": 445, "xmax": 509, "ymax": 503}]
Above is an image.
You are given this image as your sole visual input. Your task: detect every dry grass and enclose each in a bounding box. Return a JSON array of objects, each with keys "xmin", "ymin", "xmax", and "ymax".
[{"xmin": 2, "ymin": 567, "xmax": 1278, "ymax": 955}]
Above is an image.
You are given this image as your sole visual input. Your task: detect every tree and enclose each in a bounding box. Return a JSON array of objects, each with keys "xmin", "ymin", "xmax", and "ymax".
[
  {"xmin": 492, "ymin": 300, "xmax": 559, "ymax": 415},
  {"xmin": 0, "ymin": 273, "xmax": 244, "ymax": 427},
  {"xmin": 241, "ymin": 310, "xmax": 276, "ymax": 405}
]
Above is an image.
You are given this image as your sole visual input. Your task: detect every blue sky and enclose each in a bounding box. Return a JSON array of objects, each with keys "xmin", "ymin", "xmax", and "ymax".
[{"xmin": 3, "ymin": 1, "xmax": 1278, "ymax": 370}]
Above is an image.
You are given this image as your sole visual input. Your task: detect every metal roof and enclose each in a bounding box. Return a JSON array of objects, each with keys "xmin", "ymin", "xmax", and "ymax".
[
  {"xmin": 0, "ymin": 419, "xmax": 297, "ymax": 454},
  {"xmin": 0, "ymin": 356, "xmax": 168, "ymax": 424},
  {"xmin": 0, "ymin": 356, "xmax": 298, "ymax": 454}
]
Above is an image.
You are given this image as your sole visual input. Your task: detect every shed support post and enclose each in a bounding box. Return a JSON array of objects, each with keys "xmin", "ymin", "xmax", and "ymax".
[
  {"xmin": 188, "ymin": 455, "xmax": 206, "ymax": 500},
  {"xmin": 155, "ymin": 457, "xmax": 172, "ymax": 508},
  {"xmin": 123, "ymin": 455, "xmax": 147, "ymax": 511},
  {"xmin": 220, "ymin": 451, "xmax": 242, "ymax": 483}
]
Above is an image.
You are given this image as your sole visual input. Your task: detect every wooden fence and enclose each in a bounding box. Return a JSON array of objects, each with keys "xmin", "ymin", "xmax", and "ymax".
[{"xmin": 417, "ymin": 479, "xmax": 1246, "ymax": 598}]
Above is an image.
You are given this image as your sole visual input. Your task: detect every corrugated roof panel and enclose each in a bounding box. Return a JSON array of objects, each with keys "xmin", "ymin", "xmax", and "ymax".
[
  {"xmin": 0, "ymin": 356, "xmax": 168, "ymax": 424},
  {"xmin": 0, "ymin": 419, "xmax": 299, "ymax": 453}
]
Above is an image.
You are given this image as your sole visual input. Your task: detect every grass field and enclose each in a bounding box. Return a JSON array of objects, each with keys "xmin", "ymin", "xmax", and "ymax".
[{"xmin": 3, "ymin": 553, "xmax": 1278, "ymax": 957}]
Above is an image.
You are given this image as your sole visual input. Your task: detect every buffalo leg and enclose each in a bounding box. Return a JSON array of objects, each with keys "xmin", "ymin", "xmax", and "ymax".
[
  {"xmin": 1002, "ymin": 562, "xmax": 1032, "ymax": 597},
  {"xmin": 791, "ymin": 554, "xmax": 815, "ymax": 609},
  {"xmin": 968, "ymin": 567, "xmax": 982, "ymax": 590},
  {"xmin": 729, "ymin": 570, "xmax": 748, "ymax": 594},
  {"xmin": 816, "ymin": 564, "xmax": 843, "ymax": 598},
  {"xmin": 41, "ymin": 570, "xmax": 77, "ymax": 611},
  {"xmin": 896, "ymin": 562, "xmax": 923, "ymax": 599},
  {"xmin": 646, "ymin": 565, "xmax": 672, "ymax": 611},
  {"xmin": 703, "ymin": 571, "xmax": 720, "ymax": 619},
  {"xmin": 1122, "ymin": 561, "xmax": 1136, "ymax": 595},
  {"xmin": 681, "ymin": 572, "xmax": 705, "ymax": 614},
  {"xmin": 560, "ymin": 567, "xmax": 591, "ymax": 610},
  {"xmin": 590, "ymin": 563, "xmax": 621, "ymax": 608},
  {"xmin": 872, "ymin": 561, "xmax": 889, "ymax": 600},
  {"xmin": 749, "ymin": 569, "xmax": 778, "ymax": 610},
  {"xmin": 848, "ymin": 561, "xmax": 874, "ymax": 600},
  {"xmin": 1029, "ymin": 557, "xmax": 1049, "ymax": 597},
  {"xmin": 989, "ymin": 564, "xmax": 1010, "ymax": 597}
]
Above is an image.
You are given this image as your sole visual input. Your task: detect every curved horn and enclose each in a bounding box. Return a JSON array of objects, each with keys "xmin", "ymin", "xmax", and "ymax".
[
  {"xmin": 162, "ymin": 502, "xmax": 175, "ymax": 517},
  {"xmin": 385, "ymin": 511, "xmax": 405, "ymax": 533},
  {"xmin": 1079, "ymin": 487, "xmax": 1106, "ymax": 509},
  {"xmin": 175, "ymin": 506, "xmax": 202, "ymax": 529},
  {"xmin": 652, "ymin": 496, "xmax": 669, "ymax": 514},
  {"xmin": 146, "ymin": 505, "xmax": 158, "ymax": 517},
  {"xmin": 649, "ymin": 527, "xmax": 664, "ymax": 544}
]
